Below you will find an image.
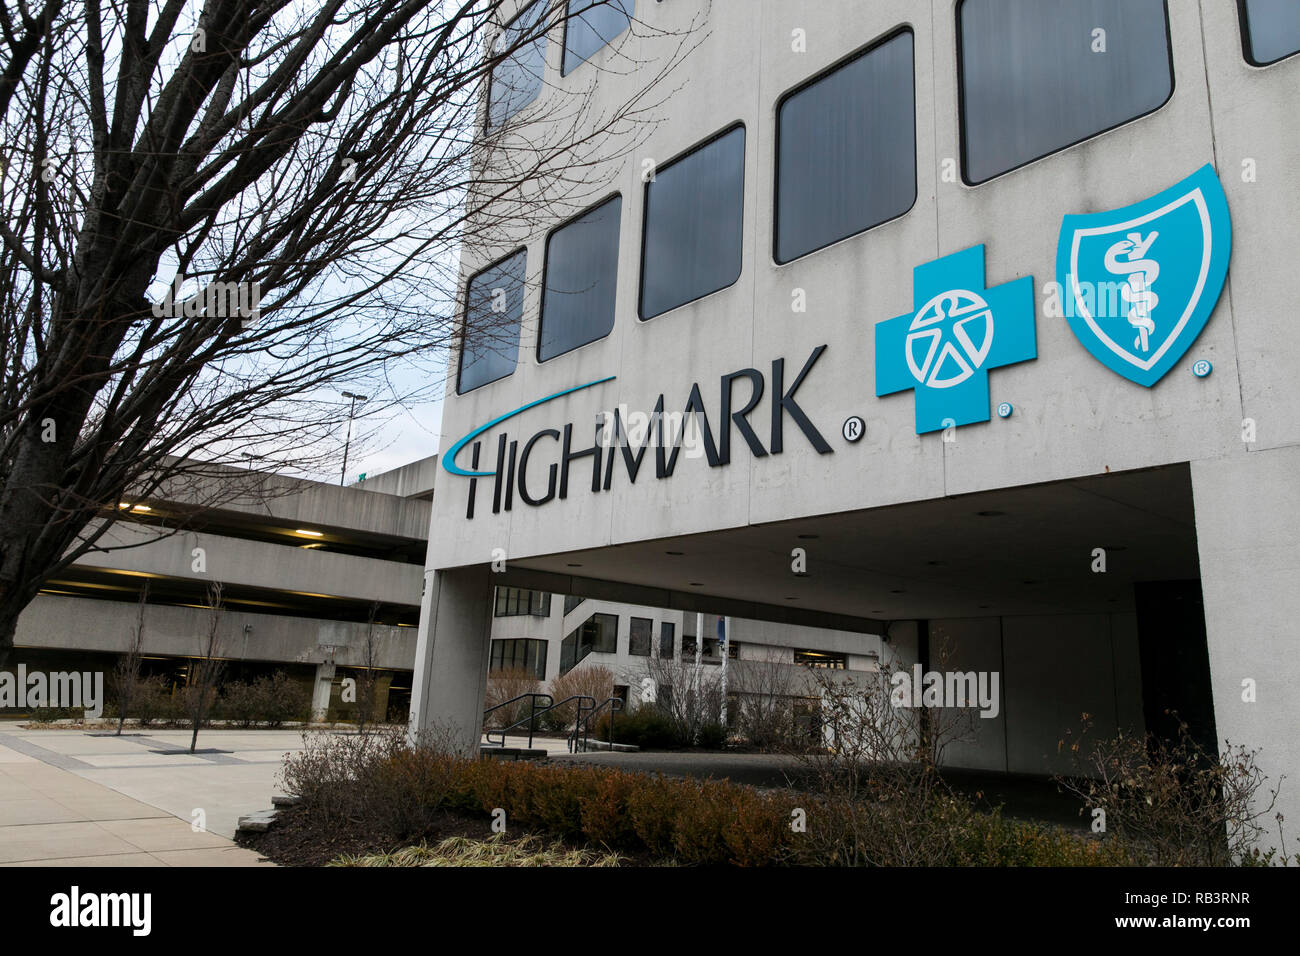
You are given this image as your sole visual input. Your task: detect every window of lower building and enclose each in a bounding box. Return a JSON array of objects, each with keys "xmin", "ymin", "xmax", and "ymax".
[
  {"xmin": 958, "ymin": 0, "xmax": 1173, "ymax": 185},
  {"xmin": 1240, "ymin": 0, "xmax": 1300, "ymax": 65},
  {"xmin": 639, "ymin": 124, "xmax": 746, "ymax": 320},
  {"xmin": 774, "ymin": 28, "xmax": 916, "ymax": 264},
  {"xmin": 457, "ymin": 249, "xmax": 526, "ymax": 393},
  {"xmin": 659, "ymin": 621, "xmax": 675, "ymax": 659},
  {"xmin": 494, "ymin": 587, "xmax": 552, "ymax": 618},
  {"xmin": 681, "ymin": 637, "xmax": 737, "ymax": 661},
  {"xmin": 795, "ymin": 649, "xmax": 846, "ymax": 669},
  {"xmin": 629, "ymin": 616, "xmax": 652, "ymax": 656},
  {"xmin": 539, "ymin": 194, "xmax": 621, "ymax": 360},
  {"xmin": 563, "ymin": 0, "xmax": 633, "ymax": 75},
  {"xmin": 490, "ymin": 638, "xmax": 548, "ymax": 680}
]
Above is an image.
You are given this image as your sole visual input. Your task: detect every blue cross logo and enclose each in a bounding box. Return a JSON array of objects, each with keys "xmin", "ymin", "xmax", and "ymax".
[{"xmin": 875, "ymin": 245, "xmax": 1036, "ymax": 435}]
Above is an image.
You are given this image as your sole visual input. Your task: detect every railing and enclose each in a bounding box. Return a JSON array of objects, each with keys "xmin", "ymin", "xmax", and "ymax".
[
  {"xmin": 482, "ymin": 693, "xmax": 552, "ymax": 749},
  {"xmin": 482, "ymin": 694, "xmax": 599, "ymax": 750},
  {"xmin": 567, "ymin": 696, "xmax": 625, "ymax": 753}
]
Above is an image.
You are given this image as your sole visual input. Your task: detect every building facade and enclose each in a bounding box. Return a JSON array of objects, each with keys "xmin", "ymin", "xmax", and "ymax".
[{"xmin": 414, "ymin": 0, "xmax": 1300, "ymax": 843}]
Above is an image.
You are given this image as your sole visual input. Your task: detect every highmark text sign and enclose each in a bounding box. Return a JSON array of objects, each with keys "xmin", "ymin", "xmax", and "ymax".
[
  {"xmin": 440, "ymin": 167, "xmax": 1234, "ymax": 517},
  {"xmin": 442, "ymin": 347, "xmax": 833, "ymax": 520}
]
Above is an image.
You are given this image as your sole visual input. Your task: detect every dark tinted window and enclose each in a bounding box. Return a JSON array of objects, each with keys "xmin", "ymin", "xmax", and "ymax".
[
  {"xmin": 564, "ymin": 0, "xmax": 633, "ymax": 75},
  {"xmin": 775, "ymin": 30, "xmax": 916, "ymax": 264},
  {"xmin": 488, "ymin": 0, "xmax": 549, "ymax": 130},
  {"xmin": 457, "ymin": 250, "xmax": 525, "ymax": 393},
  {"xmin": 639, "ymin": 125, "xmax": 745, "ymax": 320},
  {"xmin": 629, "ymin": 617, "xmax": 652, "ymax": 656},
  {"xmin": 659, "ymin": 621, "xmax": 675, "ymax": 659},
  {"xmin": 539, "ymin": 195, "xmax": 621, "ymax": 360},
  {"xmin": 959, "ymin": 0, "xmax": 1173, "ymax": 184},
  {"xmin": 1241, "ymin": 0, "xmax": 1300, "ymax": 65},
  {"xmin": 490, "ymin": 639, "xmax": 548, "ymax": 680},
  {"xmin": 494, "ymin": 587, "xmax": 551, "ymax": 617}
]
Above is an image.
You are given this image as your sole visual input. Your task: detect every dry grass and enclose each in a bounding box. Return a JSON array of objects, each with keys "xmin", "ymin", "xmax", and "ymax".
[{"xmin": 328, "ymin": 833, "xmax": 623, "ymax": 868}]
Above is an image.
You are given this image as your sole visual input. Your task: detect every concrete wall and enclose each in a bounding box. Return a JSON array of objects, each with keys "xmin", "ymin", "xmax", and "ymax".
[
  {"xmin": 1192, "ymin": 446, "xmax": 1300, "ymax": 854},
  {"xmin": 15, "ymin": 594, "xmax": 417, "ymax": 670},
  {"xmin": 928, "ymin": 612, "xmax": 1144, "ymax": 776},
  {"xmin": 79, "ymin": 524, "xmax": 423, "ymax": 608}
]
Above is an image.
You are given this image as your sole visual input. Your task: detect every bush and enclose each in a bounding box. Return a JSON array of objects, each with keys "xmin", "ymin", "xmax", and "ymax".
[
  {"xmin": 276, "ymin": 730, "xmax": 1276, "ymax": 867},
  {"xmin": 593, "ymin": 707, "xmax": 680, "ymax": 748},
  {"xmin": 592, "ymin": 707, "xmax": 726, "ymax": 750},
  {"xmin": 483, "ymin": 667, "xmax": 540, "ymax": 731},
  {"xmin": 220, "ymin": 671, "xmax": 311, "ymax": 727},
  {"xmin": 543, "ymin": 665, "xmax": 615, "ymax": 732},
  {"xmin": 120, "ymin": 674, "xmax": 173, "ymax": 726}
]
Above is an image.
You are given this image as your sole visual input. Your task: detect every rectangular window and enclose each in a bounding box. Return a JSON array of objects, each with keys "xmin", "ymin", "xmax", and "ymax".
[
  {"xmin": 958, "ymin": 0, "xmax": 1173, "ymax": 185},
  {"xmin": 494, "ymin": 587, "xmax": 551, "ymax": 617},
  {"xmin": 487, "ymin": 0, "xmax": 550, "ymax": 130},
  {"xmin": 490, "ymin": 639, "xmax": 548, "ymax": 680},
  {"xmin": 639, "ymin": 124, "xmax": 746, "ymax": 320},
  {"xmin": 457, "ymin": 250, "xmax": 525, "ymax": 393},
  {"xmin": 1240, "ymin": 0, "xmax": 1300, "ymax": 65},
  {"xmin": 794, "ymin": 649, "xmax": 846, "ymax": 670},
  {"xmin": 629, "ymin": 617, "xmax": 652, "ymax": 656},
  {"xmin": 564, "ymin": 594, "xmax": 586, "ymax": 614},
  {"xmin": 539, "ymin": 194, "xmax": 621, "ymax": 360},
  {"xmin": 775, "ymin": 29, "xmax": 916, "ymax": 265},
  {"xmin": 563, "ymin": 0, "xmax": 633, "ymax": 75},
  {"xmin": 658, "ymin": 621, "xmax": 675, "ymax": 659},
  {"xmin": 590, "ymin": 613, "xmax": 618, "ymax": 653}
]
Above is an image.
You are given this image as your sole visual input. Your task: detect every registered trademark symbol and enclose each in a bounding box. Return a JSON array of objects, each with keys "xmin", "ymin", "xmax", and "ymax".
[
  {"xmin": 1192, "ymin": 360, "xmax": 1212, "ymax": 378},
  {"xmin": 996, "ymin": 402, "xmax": 1013, "ymax": 418},
  {"xmin": 842, "ymin": 416, "xmax": 865, "ymax": 443}
]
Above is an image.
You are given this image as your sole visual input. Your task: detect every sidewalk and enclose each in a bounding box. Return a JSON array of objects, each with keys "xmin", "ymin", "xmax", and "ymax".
[{"xmin": 0, "ymin": 729, "xmax": 281, "ymax": 866}]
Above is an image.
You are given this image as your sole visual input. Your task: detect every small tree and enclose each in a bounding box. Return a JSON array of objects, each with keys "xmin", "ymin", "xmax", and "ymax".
[
  {"xmin": 731, "ymin": 657, "xmax": 804, "ymax": 751},
  {"xmin": 356, "ymin": 602, "xmax": 381, "ymax": 735},
  {"xmin": 188, "ymin": 582, "xmax": 226, "ymax": 753},
  {"xmin": 642, "ymin": 653, "xmax": 722, "ymax": 747},
  {"xmin": 113, "ymin": 582, "xmax": 149, "ymax": 735}
]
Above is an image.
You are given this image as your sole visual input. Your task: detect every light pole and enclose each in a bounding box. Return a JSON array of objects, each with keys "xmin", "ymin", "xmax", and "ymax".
[{"xmin": 340, "ymin": 391, "xmax": 368, "ymax": 486}]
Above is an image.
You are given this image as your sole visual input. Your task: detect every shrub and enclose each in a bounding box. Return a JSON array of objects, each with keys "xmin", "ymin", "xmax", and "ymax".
[
  {"xmin": 220, "ymin": 671, "xmax": 312, "ymax": 727},
  {"xmin": 593, "ymin": 707, "xmax": 680, "ymax": 748},
  {"xmin": 125, "ymin": 674, "xmax": 174, "ymax": 727},
  {"xmin": 277, "ymin": 731, "xmax": 1273, "ymax": 867},
  {"xmin": 483, "ymin": 667, "xmax": 541, "ymax": 730},
  {"xmin": 1055, "ymin": 712, "xmax": 1291, "ymax": 866},
  {"xmin": 543, "ymin": 665, "xmax": 615, "ymax": 732}
]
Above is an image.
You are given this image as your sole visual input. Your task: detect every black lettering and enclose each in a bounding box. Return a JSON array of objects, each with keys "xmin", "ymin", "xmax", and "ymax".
[
  {"xmin": 518, "ymin": 429, "xmax": 560, "ymax": 505},
  {"xmin": 771, "ymin": 345, "xmax": 832, "ymax": 455},
  {"xmin": 719, "ymin": 368, "xmax": 767, "ymax": 464}
]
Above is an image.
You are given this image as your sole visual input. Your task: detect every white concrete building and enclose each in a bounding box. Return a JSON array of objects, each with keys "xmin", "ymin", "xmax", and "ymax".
[{"xmin": 412, "ymin": 0, "xmax": 1300, "ymax": 845}]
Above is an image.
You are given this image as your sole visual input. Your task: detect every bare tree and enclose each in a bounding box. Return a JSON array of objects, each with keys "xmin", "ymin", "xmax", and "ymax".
[
  {"xmin": 187, "ymin": 580, "xmax": 225, "ymax": 752},
  {"xmin": 113, "ymin": 579, "xmax": 149, "ymax": 734},
  {"xmin": 356, "ymin": 600, "xmax": 380, "ymax": 734},
  {"xmin": 0, "ymin": 1, "xmax": 703, "ymax": 660},
  {"xmin": 730, "ymin": 656, "xmax": 805, "ymax": 751}
]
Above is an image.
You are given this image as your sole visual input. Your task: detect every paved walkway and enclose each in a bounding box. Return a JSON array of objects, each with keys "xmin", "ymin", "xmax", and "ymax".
[{"xmin": 0, "ymin": 727, "xmax": 322, "ymax": 866}]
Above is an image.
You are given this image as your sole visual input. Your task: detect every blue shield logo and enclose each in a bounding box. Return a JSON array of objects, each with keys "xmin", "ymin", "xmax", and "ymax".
[{"xmin": 1056, "ymin": 164, "xmax": 1231, "ymax": 387}]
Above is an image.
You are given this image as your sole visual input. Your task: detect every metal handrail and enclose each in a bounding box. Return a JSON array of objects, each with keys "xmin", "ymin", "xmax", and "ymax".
[
  {"xmin": 568, "ymin": 696, "xmax": 625, "ymax": 753},
  {"xmin": 482, "ymin": 694, "xmax": 598, "ymax": 750},
  {"xmin": 482, "ymin": 693, "xmax": 552, "ymax": 749}
]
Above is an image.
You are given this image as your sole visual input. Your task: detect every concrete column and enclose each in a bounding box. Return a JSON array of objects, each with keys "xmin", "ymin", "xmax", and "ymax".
[
  {"xmin": 311, "ymin": 662, "xmax": 336, "ymax": 721},
  {"xmin": 408, "ymin": 565, "xmax": 494, "ymax": 754},
  {"xmin": 1192, "ymin": 446, "xmax": 1300, "ymax": 858}
]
